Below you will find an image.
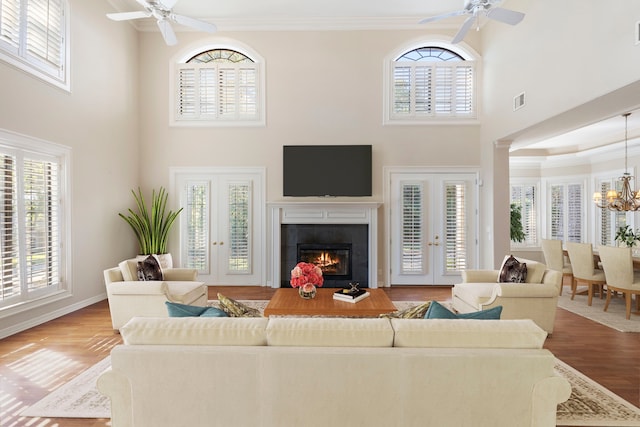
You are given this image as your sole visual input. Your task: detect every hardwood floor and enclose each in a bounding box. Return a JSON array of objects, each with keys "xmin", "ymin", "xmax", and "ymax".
[{"xmin": 0, "ymin": 285, "xmax": 638, "ymax": 427}]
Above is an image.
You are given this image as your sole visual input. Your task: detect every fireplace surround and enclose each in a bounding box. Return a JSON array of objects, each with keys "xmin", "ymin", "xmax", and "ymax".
[{"xmin": 268, "ymin": 202, "xmax": 380, "ymax": 288}]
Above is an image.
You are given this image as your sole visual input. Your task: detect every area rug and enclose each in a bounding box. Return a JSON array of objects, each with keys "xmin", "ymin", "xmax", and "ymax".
[
  {"xmin": 19, "ymin": 302, "xmax": 640, "ymax": 425},
  {"xmin": 557, "ymin": 289, "xmax": 640, "ymax": 332}
]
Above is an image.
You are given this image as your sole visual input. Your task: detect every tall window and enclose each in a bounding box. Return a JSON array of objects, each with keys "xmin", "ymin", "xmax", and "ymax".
[
  {"xmin": 387, "ymin": 46, "xmax": 476, "ymax": 122},
  {"xmin": 0, "ymin": 130, "xmax": 70, "ymax": 312},
  {"xmin": 511, "ymin": 183, "xmax": 537, "ymax": 246},
  {"xmin": 595, "ymin": 177, "xmax": 627, "ymax": 246},
  {"xmin": 174, "ymin": 47, "xmax": 263, "ymax": 125},
  {"xmin": 0, "ymin": 0, "xmax": 69, "ymax": 90},
  {"xmin": 549, "ymin": 181, "xmax": 584, "ymax": 242}
]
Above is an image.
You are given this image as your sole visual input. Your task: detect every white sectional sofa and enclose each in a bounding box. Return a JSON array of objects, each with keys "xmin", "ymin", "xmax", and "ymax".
[{"xmin": 97, "ymin": 316, "xmax": 571, "ymax": 427}]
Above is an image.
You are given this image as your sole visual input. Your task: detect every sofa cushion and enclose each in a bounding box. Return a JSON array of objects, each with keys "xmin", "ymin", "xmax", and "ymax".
[
  {"xmin": 266, "ymin": 318, "xmax": 394, "ymax": 347},
  {"xmin": 120, "ymin": 317, "xmax": 269, "ymax": 346},
  {"xmin": 391, "ymin": 318, "xmax": 547, "ymax": 348},
  {"xmin": 498, "ymin": 255, "xmax": 527, "ymax": 283},
  {"xmin": 165, "ymin": 282, "xmax": 207, "ymax": 304},
  {"xmin": 118, "ymin": 259, "xmax": 139, "ymax": 281},
  {"xmin": 166, "ymin": 301, "xmax": 228, "ymax": 318},
  {"xmin": 425, "ymin": 301, "xmax": 502, "ymax": 320}
]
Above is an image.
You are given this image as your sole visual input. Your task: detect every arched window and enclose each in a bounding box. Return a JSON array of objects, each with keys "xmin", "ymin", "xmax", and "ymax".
[
  {"xmin": 0, "ymin": 0, "xmax": 69, "ymax": 91},
  {"xmin": 174, "ymin": 46, "xmax": 263, "ymax": 125},
  {"xmin": 386, "ymin": 44, "xmax": 476, "ymax": 122}
]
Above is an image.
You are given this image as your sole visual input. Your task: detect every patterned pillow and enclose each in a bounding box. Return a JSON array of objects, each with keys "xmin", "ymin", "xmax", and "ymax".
[
  {"xmin": 137, "ymin": 255, "xmax": 163, "ymax": 281},
  {"xmin": 166, "ymin": 301, "xmax": 228, "ymax": 317},
  {"xmin": 498, "ymin": 255, "xmax": 527, "ymax": 283},
  {"xmin": 379, "ymin": 301, "xmax": 431, "ymax": 319},
  {"xmin": 217, "ymin": 293, "xmax": 262, "ymax": 317}
]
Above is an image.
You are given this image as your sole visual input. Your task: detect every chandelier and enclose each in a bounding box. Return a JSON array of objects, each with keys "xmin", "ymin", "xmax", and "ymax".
[{"xmin": 593, "ymin": 112, "xmax": 640, "ymax": 211}]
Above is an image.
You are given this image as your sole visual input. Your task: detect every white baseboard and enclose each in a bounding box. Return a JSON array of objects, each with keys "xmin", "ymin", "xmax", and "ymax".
[{"xmin": 0, "ymin": 294, "xmax": 107, "ymax": 339}]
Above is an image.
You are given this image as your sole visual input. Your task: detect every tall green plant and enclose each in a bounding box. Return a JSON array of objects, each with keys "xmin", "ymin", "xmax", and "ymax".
[
  {"xmin": 510, "ymin": 203, "xmax": 526, "ymax": 243},
  {"xmin": 119, "ymin": 187, "xmax": 183, "ymax": 255}
]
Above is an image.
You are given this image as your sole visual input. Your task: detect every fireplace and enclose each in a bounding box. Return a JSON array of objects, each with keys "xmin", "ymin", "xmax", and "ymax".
[{"xmin": 298, "ymin": 243, "xmax": 352, "ymax": 280}]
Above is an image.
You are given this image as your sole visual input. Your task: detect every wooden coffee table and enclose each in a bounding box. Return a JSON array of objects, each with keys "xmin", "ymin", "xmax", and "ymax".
[{"xmin": 263, "ymin": 288, "xmax": 397, "ymax": 317}]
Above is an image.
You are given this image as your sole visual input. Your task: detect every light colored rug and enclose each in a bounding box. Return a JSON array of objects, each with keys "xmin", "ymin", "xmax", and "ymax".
[
  {"xmin": 557, "ymin": 287, "xmax": 640, "ymax": 332},
  {"xmin": 19, "ymin": 300, "xmax": 640, "ymax": 425}
]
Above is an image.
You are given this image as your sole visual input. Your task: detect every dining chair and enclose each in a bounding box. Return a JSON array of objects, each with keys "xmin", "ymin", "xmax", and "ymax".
[
  {"xmin": 597, "ymin": 245, "xmax": 640, "ymax": 320},
  {"xmin": 541, "ymin": 239, "xmax": 573, "ymax": 295},
  {"xmin": 566, "ymin": 242, "xmax": 606, "ymax": 306}
]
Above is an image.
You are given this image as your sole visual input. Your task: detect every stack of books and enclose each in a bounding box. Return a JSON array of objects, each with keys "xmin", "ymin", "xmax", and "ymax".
[{"xmin": 333, "ymin": 288, "xmax": 370, "ymax": 303}]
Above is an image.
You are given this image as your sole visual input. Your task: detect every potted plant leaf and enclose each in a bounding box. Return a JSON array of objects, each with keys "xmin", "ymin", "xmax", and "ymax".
[
  {"xmin": 119, "ymin": 187, "xmax": 183, "ymax": 266},
  {"xmin": 510, "ymin": 203, "xmax": 526, "ymax": 243},
  {"xmin": 615, "ymin": 225, "xmax": 640, "ymax": 248}
]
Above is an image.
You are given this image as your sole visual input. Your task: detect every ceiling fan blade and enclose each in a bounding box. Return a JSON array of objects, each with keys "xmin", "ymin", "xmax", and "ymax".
[
  {"xmin": 157, "ymin": 19, "xmax": 177, "ymax": 46},
  {"xmin": 157, "ymin": 0, "xmax": 180, "ymax": 10},
  {"xmin": 486, "ymin": 7, "xmax": 525, "ymax": 25},
  {"xmin": 172, "ymin": 14, "xmax": 217, "ymax": 33},
  {"xmin": 106, "ymin": 11, "xmax": 151, "ymax": 21},
  {"xmin": 418, "ymin": 10, "xmax": 466, "ymax": 25},
  {"xmin": 451, "ymin": 15, "xmax": 476, "ymax": 44},
  {"xmin": 134, "ymin": 0, "xmax": 153, "ymax": 9}
]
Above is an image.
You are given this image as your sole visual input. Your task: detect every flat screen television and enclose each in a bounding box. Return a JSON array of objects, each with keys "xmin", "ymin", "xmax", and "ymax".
[{"xmin": 283, "ymin": 145, "xmax": 372, "ymax": 197}]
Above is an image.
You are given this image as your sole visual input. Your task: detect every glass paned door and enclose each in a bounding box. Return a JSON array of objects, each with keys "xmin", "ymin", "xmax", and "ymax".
[
  {"xmin": 390, "ymin": 172, "xmax": 477, "ymax": 285},
  {"xmin": 175, "ymin": 170, "xmax": 263, "ymax": 285}
]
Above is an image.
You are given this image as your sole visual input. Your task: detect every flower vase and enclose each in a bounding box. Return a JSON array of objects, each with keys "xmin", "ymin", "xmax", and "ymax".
[{"xmin": 298, "ymin": 284, "xmax": 317, "ymax": 299}]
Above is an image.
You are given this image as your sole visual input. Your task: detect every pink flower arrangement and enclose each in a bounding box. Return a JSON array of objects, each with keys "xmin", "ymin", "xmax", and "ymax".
[{"xmin": 290, "ymin": 262, "xmax": 324, "ymax": 288}]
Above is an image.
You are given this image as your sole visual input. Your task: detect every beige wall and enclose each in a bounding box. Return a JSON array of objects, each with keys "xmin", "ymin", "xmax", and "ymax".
[{"xmin": 0, "ymin": 0, "xmax": 139, "ymax": 335}]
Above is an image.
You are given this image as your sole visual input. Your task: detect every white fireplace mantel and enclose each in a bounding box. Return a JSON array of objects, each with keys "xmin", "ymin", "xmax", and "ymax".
[{"xmin": 268, "ymin": 201, "xmax": 381, "ymax": 288}]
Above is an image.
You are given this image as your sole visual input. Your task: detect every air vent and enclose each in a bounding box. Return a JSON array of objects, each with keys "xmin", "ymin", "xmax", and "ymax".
[{"xmin": 513, "ymin": 92, "xmax": 526, "ymax": 111}]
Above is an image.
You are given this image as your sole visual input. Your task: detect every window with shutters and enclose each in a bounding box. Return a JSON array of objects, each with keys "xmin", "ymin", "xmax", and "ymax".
[
  {"xmin": 0, "ymin": 129, "xmax": 70, "ymax": 313},
  {"xmin": 0, "ymin": 0, "xmax": 69, "ymax": 90},
  {"xmin": 510, "ymin": 182, "xmax": 538, "ymax": 247},
  {"xmin": 227, "ymin": 182, "xmax": 251, "ymax": 274},
  {"xmin": 173, "ymin": 47, "xmax": 263, "ymax": 126},
  {"xmin": 400, "ymin": 182, "xmax": 424, "ymax": 274},
  {"xmin": 595, "ymin": 177, "xmax": 627, "ymax": 246},
  {"xmin": 386, "ymin": 45, "xmax": 476, "ymax": 123},
  {"xmin": 548, "ymin": 181, "xmax": 584, "ymax": 243},
  {"xmin": 445, "ymin": 182, "xmax": 467, "ymax": 271}
]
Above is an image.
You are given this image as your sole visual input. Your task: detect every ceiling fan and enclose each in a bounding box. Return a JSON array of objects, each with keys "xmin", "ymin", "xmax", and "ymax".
[
  {"xmin": 106, "ymin": 0, "xmax": 217, "ymax": 46},
  {"xmin": 419, "ymin": 0, "xmax": 525, "ymax": 44}
]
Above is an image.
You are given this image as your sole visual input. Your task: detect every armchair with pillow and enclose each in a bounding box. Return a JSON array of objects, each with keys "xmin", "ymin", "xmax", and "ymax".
[
  {"xmin": 103, "ymin": 255, "xmax": 206, "ymax": 330},
  {"xmin": 452, "ymin": 255, "xmax": 562, "ymax": 334}
]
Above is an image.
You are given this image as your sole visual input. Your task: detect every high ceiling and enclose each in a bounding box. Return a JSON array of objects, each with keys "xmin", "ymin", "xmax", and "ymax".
[{"xmin": 106, "ymin": 0, "xmax": 640, "ymax": 160}]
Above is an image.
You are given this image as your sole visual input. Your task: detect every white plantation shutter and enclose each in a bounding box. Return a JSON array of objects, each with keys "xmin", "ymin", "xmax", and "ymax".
[
  {"xmin": 596, "ymin": 179, "xmax": 626, "ymax": 246},
  {"xmin": 400, "ymin": 182, "xmax": 424, "ymax": 274},
  {"xmin": 227, "ymin": 182, "xmax": 251, "ymax": 273},
  {"xmin": 391, "ymin": 62, "xmax": 475, "ymax": 119},
  {"xmin": 511, "ymin": 183, "xmax": 537, "ymax": 246},
  {"xmin": 444, "ymin": 182, "xmax": 467, "ymax": 271},
  {"xmin": 0, "ymin": 0, "xmax": 67, "ymax": 87},
  {"xmin": 550, "ymin": 184, "xmax": 564, "ymax": 240},
  {"xmin": 567, "ymin": 184, "xmax": 582, "ymax": 242},
  {"xmin": 0, "ymin": 145, "xmax": 65, "ymax": 308},
  {"xmin": 549, "ymin": 182, "xmax": 583, "ymax": 243},
  {"xmin": 184, "ymin": 181, "xmax": 210, "ymax": 272},
  {"xmin": 176, "ymin": 62, "xmax": 259, "ymax": 122}
]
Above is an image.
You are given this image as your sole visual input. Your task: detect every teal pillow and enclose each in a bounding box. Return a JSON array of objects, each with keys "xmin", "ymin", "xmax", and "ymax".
[
  {"xmin": 424, "ymin": 301, "xmax": 502, "ymax": 320},
  {"xmin": 165, "ymin": 302, "xmax": 228, "ymax": 318}
]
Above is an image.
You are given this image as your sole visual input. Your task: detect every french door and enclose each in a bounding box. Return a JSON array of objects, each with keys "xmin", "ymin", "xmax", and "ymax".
[
  {"xmin": 173, "ymin": 168, "xmax": 264, "ymax": 285},
  {"xmin": 388, "ymin": 171, "xmax": 478, "ymax": 285}
]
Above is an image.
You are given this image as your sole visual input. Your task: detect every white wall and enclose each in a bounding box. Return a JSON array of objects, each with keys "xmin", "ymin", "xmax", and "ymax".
[{"xmin": 0, "ymin": 0, "xmax": 139, "ymax": 336}]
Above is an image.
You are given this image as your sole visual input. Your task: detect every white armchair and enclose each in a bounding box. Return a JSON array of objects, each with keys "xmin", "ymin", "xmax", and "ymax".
[
  {"xmin": 452, "ymin": 256, "xmax": 562, "ymax": 334},
  {"xmin": 103, "ymin": 258, "xmax": 207, "ymax": 330}
]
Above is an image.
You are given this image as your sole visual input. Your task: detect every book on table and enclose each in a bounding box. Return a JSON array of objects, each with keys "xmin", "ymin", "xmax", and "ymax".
[{"xmin": 333, "ymin": 289, "xmax": 370, "ymax": 303}]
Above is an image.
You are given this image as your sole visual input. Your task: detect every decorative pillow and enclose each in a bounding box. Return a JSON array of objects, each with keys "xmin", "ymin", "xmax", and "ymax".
[
  {"xmin": 217, "ymin": 293, "xmax": 262, "ymax": 317},
  {"xmin": 379, "ymin": 301, "xmax": 431, "ymax": 319},
  {"xmin": 424, "ymin": 301, "xmax": 503, "ymax": 320},
  {"xmin": 166, "ymin": 301, "xmax": 228, "ymax": 318},
  {"xmin": 137, "ymin": 255, "xmax": 163, "ymax": 281},
  {"xmin": 498, "ymin": 255, "xmax": 527, "ymax": 283}
]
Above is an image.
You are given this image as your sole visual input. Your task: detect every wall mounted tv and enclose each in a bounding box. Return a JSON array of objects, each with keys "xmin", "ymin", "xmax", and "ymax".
[{"xmin": 283, "ymin": 145, "xmax": 372, "ymax": 197}]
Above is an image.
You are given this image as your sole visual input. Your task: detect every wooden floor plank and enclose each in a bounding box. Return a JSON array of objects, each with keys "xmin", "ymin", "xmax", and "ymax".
[{"xmin": 0, "ymin": 285, "xmax": 638, "ymax": 427}]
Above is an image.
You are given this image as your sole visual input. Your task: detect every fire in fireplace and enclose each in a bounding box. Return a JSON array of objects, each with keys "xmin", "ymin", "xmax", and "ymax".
[{"xmin": 297, "ymin": 243, "xmax": 352, "ymax": 279}]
